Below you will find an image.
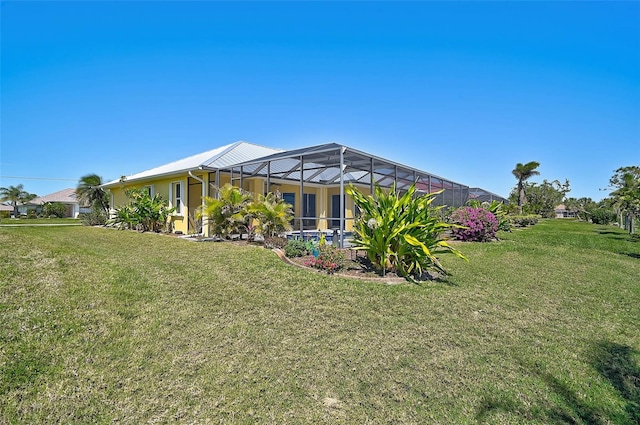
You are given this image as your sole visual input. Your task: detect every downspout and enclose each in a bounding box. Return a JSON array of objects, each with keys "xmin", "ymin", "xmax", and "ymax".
[
  {"xmin": 340, "ymin": 146, "xmax": 345, "ymax": 248},
  {"xmin": 188, "ymin": 170, "xmax": 207, "ymax": 237}
]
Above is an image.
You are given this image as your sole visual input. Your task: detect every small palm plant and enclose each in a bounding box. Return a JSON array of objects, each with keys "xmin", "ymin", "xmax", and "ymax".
[
  {"xmin": 347, "ymin": 183, "xmax": 466, "ymax": 281},
  {"xmin": 248, "ymin": 191, "xmax": 294, "ymax": 238},
  {"xmin": 198, "ymin": 184, "xmax": 254, "ymax": 239}
]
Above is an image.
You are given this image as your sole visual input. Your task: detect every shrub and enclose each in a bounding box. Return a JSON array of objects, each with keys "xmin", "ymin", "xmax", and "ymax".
[
  {"xmin": 467, "ymin": 200, "xmax": 511, "ymax": 232},
  {"xmin": 108, "ymin": 189, "xmax": 174, "ymax": 232},
  {"xmin": 264, "ymin": 236, "xmax": 288, "ymax": 249},
  {"xmin": 284, "ymin": 238, "xmax": 309, "ymax": 258},
  {"xmin": 450, "ymin": 207, "xmax": 498, "ymax": 242},
  {"xmin": 304, "ymin": 244, "xmax": 345, "ymax": 273},
  {"xmin": 509, "ymin": 214, "xmax": 540, "ymax": 227},
  {"xmin": 41, "ymin": 202, "xmax": 67, "ymax": 218},
  {"xmin": 590, "ymin": 208, "xmax": 615, "ymax": 225},
  {"xmin": 80, "ymin": 209, "xmax": 107, "ymax": 226},
  {"xmin": 0, "ymin": 211, "xmax": 9, "ymax": 219},
  {"xmin": 26, "ymin": 210, "xmax": 37, "ymax": 219}
]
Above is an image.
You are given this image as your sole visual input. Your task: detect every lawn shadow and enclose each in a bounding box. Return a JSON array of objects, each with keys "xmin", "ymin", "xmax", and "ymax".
[
  {"xmin": 619, "ymin": 252, "xmax": 640, "ymax": 259},
  {"xmin": 476, "ymin": 348, "xmax": 639, "ymax": 424},
  {"xmin": 592, "ymin": 341, "xmax": 640, "ymax": 423}
]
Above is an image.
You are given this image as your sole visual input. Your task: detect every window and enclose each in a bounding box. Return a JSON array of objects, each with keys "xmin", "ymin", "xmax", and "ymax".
[
  {"xmin": 303, "ymin": 193, "xmax": 316, "ymax": 228},
  {"xmin": 143, "ymin": 185, "xmax": 155, "ymax": 197},
  {"xmin": 170, "ymin": 181, "xmax": 183, "ymax": 215},
  {"xmin": 283, "ymin": 193, "xmax": 295, "ymax": 211}
]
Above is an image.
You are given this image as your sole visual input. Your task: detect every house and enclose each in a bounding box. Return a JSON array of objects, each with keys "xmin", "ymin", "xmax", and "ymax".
[
  {"xmin": 555, "ymin": 204, "xmax": 577, "ymax": 219},
  {"xmin": 22, "ymin": 188, "xmax": 90, "ymax": 218},
  {"xmin": 102, "ymin": 141, "xmax": 506, "ymax": 243}
]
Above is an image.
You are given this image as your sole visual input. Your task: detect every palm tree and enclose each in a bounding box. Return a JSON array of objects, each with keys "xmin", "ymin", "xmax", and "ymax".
[
  {"xmin": 76, "ymin": 174, "xmax": 109, "ymax": 213},
  {"xmin": 0, "ymin": 184, "xmax": 36, "ymax": 218},
  {"xmin": 609, "ymin": 166, "xmax": 640, "ymax": 234},
  {"xmin": 512, "ymin": 161, "xmax": 541, "ymax": 213},
  {"xmin": 248, "ymin": 192, "xmax": 294, "ymax": 238},
  {"xmin": 198, "ymin": 184, "xmax": 254, "ymax": 239}
]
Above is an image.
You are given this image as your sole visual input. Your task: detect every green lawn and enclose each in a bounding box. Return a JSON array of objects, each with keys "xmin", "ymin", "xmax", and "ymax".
[
  {"xmin": 1, "ymin": 220, "xmax": 638, "ymax": 424},
  {"xmin": 0, "ymin": 217, "xmax": 81, "ymax": 226}
]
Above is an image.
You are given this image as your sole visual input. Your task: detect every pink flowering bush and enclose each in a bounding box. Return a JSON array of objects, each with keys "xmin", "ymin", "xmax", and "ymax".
[
  {"xmin": 303, "ymin": 244, "xmax": 345, "ymax": 274},
  {"xmin": 450, "ymin": 207, "xmax": 498, "ymax": 242}
]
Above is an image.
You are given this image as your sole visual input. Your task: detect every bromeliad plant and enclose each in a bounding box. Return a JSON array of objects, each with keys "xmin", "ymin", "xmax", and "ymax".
[{"xmin": 346, "ymin": 183, "xmax": 467, "ymax": 281}]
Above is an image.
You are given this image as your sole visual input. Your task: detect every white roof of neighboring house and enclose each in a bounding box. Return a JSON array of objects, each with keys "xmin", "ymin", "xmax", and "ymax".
[
  {"xmin": 30, "ymin": 188, "xmax": 79, "ymax": 205},
  {"xmin": 0, "ymin": 203, "xmax": 13, "ymax": 211},
  {"xmin": 103, "ymin": 141, "xmax": 282, "ymax": 187}
]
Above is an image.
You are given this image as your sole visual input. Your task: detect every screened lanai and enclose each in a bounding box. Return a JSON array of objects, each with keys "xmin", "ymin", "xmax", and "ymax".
[{"xmin": 229, "ymin": 143, "xmax": 470, "ymax": 247}]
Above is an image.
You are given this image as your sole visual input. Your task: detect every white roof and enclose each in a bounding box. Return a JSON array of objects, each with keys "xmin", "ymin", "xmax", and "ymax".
[{"xmin": 103, "ymin": 141, "xmax": 282, "ymax": 187}]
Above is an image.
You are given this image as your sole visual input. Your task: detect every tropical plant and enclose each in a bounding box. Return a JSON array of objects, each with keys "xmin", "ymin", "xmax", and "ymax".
[
  {"xmin": 76, "ymin": 174, "xmax": 109, "ymax": 213},
  {"xmin": 109, "ymin": 188, "xmax": 174, "ymax": 232},
  {"xmin": 609, "ymin": 166, "xmax": 640, "ymax": 234},
  {"xmin": 512, "ymin": 161, "xmax": 541, "ymax": 213},
  {"xmin": 0, "ymin": 184, "xmax": 37, "ymax": 218},
  {"xmin": 510, "ymin": 179, "xmax": 570, "ymax": 218},
  {"xmin": 41, "ymin": 202, "xmax": 67, "ymax": 218},
  {"xmin": 563, "ymin": 197, "xmax": 597, "ymax": 221},
  {"xmin": 248, "ymin": 191, "xmax": 294, "ymax": 238},
  {"xmin": 346, "ymin": 183, "xmax": 466, "ymax": 281},
  {"xmin": 198, "ymin": 183, "xmax": 254, "ymax": 239}
]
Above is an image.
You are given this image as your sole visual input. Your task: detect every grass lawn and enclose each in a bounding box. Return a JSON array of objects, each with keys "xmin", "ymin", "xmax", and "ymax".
[
  {"xmin": 1, "ymin": 220, "xmax": 638, "ymax": 424},
  {"xmin": 0, "ymin": 217, "xmax": 81, "ymax": 226}
]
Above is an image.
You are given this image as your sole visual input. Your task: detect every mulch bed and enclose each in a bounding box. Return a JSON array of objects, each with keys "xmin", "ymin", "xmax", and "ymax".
[{"xmin": 275, "ymin": 248, "xmax": 440, "ymax": 284}]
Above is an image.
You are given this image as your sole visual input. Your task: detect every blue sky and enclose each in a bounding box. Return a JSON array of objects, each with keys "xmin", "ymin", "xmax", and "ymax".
[{"xmin": 2, "ymin": 1, "xmax": 639, "ymax": 202}]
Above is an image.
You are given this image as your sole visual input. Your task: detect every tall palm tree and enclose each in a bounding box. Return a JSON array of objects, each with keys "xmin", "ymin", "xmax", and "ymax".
[
  {"xmin": 0, "ymin": 184, "xmax": 36, "ymax": 218},
  {"xmin": 512, "ymin": 161, "xmax": 541, "ymax": 213},
  {"xmin": 76, "ymin": 174, "xmax": 109, "ymax": 212}
]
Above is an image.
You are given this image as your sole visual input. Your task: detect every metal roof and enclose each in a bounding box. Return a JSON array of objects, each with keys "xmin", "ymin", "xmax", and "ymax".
[{"xmin": 102, "ymin": 141, "xmax": 282, "ymax": 187}]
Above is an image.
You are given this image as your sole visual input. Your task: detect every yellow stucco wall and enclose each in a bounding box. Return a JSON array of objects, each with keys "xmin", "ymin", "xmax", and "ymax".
[{"xmin": 107, "ymin": 174, "xmax": 373, "ymax": 234}]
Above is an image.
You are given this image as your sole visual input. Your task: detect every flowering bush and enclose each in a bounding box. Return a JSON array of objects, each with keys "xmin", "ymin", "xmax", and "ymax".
[
  {"xmin": 304, "ymin": 244, "xmax": 345, "ymax": 273},
  {"xmin": 450, "ymin": 207, "xmax": 498, "ymax": 242}
]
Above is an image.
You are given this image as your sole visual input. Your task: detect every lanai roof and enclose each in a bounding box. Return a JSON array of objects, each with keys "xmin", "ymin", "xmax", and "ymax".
[{"xmin": 230, "ymin": 142, "xmax": 468, "ymax": 194}]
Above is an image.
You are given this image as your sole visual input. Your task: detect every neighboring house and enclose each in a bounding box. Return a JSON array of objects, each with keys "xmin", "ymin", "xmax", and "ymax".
[
  {"xmin": 0, "ymin": 203, "xmax": 13, "ymax": 214},
  {"xmin": 102, "ymin": 141, "xmax": 505, "ymax": 241},
  {"xmin": 22, "ymin": 188, "xmax": 90, "ymax": 218},
  {"xmin": 555, "ymin": 204, "xmax": 577, "ymax": 219}
]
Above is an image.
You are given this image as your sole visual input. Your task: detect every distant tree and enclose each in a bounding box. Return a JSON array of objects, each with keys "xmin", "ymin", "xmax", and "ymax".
[
  {"xmin": 41, "ymin": 202, "xmax": 67, "ymax": 218},
  {"xmin": 609, "ymin": 166, "xmax": 640, "ymax": 234},
  {"xmin": 512, "ymin": 161, "xmax": 541, "ymax": 213},
  {"xmin": 0, "ymin": 184, "xmax": 37, "ymax": 217},
  {"xmin": 564, "ymin": 197, "xmax": 597, "ymax": 221},
  {"xmin": 510, "ymin": 179, "xmax": 570, "ymax": 218},
  {"xmin": 76, "ymin": 174, "xmax": 109, "ymax": 213}
]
